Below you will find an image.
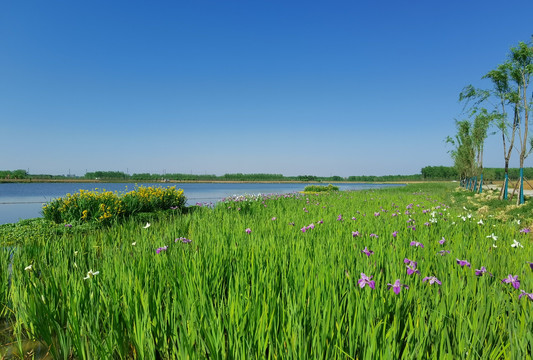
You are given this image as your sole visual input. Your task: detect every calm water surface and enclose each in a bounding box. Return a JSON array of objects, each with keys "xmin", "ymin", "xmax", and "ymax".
[{"xmin": 0, "ymin": 182, "xmax": 404, "ymax": 225}]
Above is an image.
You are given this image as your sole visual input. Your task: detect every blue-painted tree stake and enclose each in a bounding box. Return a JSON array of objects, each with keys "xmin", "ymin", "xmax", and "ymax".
[
  {"xmin": 479, "ymin": 173, "xmax": 483, "ymax": 193},
  {"xmin": 473, "ymin": 177, "xmax": 478, "ymax": 192},
  {"xmin": 520, "ymin": 168, "xmax": 524, "ymax": 204},
  {"xmin": 504, "ymin": 173, "xmax": 508, "ymax": 200}
]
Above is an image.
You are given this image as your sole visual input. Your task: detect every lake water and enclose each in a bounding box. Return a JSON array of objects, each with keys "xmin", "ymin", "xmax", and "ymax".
[{"xmin": 0, "ymin": 182, "xmax": 404, "ymax": 225}]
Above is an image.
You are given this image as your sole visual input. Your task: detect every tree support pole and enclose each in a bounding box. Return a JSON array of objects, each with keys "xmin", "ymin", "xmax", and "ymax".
[
  {"xmin": 519, "ymin": 168, "xmax": 524, "ymax": 205},
  {"xmin": 504, "ymin": 173, "xmax": 508, "ymax": 200}
]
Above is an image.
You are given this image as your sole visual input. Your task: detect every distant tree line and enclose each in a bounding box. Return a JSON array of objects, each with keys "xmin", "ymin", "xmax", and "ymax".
[
  {"xmin": 0, "ymin": 170, "xmax": 28, "ymax": 179},
  {"xmin": 5, "ymin": 167, "xmax": 531, "ymax": 182},
  {"xmin": 421, "ymin": 166, "xmax": 533, "ymax": 181},
  {"xmin": 347, "ymin": 174, "xmax": 423, "ymax": 182},
  {"xmin": 0, "ymin": 170, "xmax": 71, "ymax": 180}
]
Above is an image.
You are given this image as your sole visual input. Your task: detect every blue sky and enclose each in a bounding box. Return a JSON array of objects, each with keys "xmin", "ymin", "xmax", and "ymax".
[{"xmin": 1, "ymin": 0, "xmax": 532, "ymax": 177}]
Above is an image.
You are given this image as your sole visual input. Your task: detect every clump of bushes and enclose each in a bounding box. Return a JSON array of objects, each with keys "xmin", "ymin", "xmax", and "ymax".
[
  {"xmin": 42, "ymin": 186, "xmax": 186, "ymax": 224},
  {"xmin": 303, "ymin": 184, "xmax": 339, "ymax": 192}
]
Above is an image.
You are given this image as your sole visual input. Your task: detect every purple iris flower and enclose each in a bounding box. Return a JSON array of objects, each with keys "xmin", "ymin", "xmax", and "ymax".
[
  {"xmin": 410, "ymin": 241, "xmax": 424, "ymax": 248},
  {"xmin": 501, "ymin": 275, "xmax": 520, "ymax": 289},
  {"xmin": 456, "ymin": 259, "xmax": 471, "ymax": 268},
  {"xmin": 439, "ymin": 237, "xmax": 446, "ymax": 245},
  {"xmin": 308, "ymin": 223, "xmax": 315, "ymax": 230},
  {"xmin": 245, "ymin": 228, "xmax": 252, "ymax": 234},
  {"xmin": 318, "ymin": 219, "xmax": 323, "ymax": 224},
  {"xmin": 352, "ymin": 217, "xmax": 356, "ymax": 221},
  {"xmin": 474, "ymin": 266, "xmax": 492, "ymax": 276},
  {"xmin": 352, "ymin": 231, "xmax": 360, "ymax": 237},
  {"xmin": 423, "ymin": 276, "xmax": 442, "ymax": 285},
  {"xmin": 392, "ymin": 231, "xmax": 398, "ymax": 238},
  {"xmin": 65, "ymin": 224, "xmax": 72, "ymax": 228},
  {"xmin": 387, "ymin": 279, "xmax": 409, "ymax": 294},
  {"xmin": 369, "ymin": 233, "xmax": 379, "ymax": 238},
  {"xmin": 156, "ymin": 246, "xmax": 168, "ymax": 254},
  {"xmin": 337, "ymin": 214, "xmax": 343, "ymax": 221},
  {"xmin": 520, "ymin": 228, "xmax": 531, "ymax": 234},
  {"xmin": 424, "ymin": 222, "xmax": 430, "ymax": 226},
  {"xmin": 437, "ymin": 250, "xmax": 451, "ymax": 256},
  {"xmin": 374, "ymin": 212, "xmax": 380, "ymax": 217},
  {"xmin": 271, "ymin": 217, "xmax": 276, "ymax": 221},
  {"xmin": 361, "ymin": 247, "xmax": 374, "ymax": 257},
  {"xmin": 357, "ymin": 273, "xmax": 375, "ymax": 289},
  {"xmin": 528, "ymin": 262, "xmax": 533, "ymax": 270},
  {"xmin": 301, "ymin": 226, "xmax": 307, "ymax": 233},
  {"xmin": 518, "ymin": 290, "xmax": 533, "ymax": 301},
  {"xmin": 404, "ymin": 258, "xmax": 420, "ymax": 275}
]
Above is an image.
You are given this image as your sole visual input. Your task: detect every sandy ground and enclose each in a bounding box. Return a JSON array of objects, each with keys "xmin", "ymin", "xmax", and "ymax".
[{"xmin": 483, "ymin": 183, "xmax": 533, "ymax": 196}]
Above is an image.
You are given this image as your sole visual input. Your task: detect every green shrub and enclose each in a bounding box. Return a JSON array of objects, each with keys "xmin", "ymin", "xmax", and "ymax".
[{"xmin": 303, "ymin": 184, "xmax": 339, "ymax": 192}]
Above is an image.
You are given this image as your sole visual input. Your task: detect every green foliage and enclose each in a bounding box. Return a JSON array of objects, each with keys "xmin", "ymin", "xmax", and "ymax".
[
  {"xmin": 0, "ymin": 169, "xmax": 28, "ymax": 179},
  {"xmin": 84, "ymin": 171, "xmax": 128, "ymax": 180},
  {"xmin": 421, "ymin": 166, "xmax": 533, "ymax": 181},
  {"xmin": 303, "ymin": 184, "xmax": 339, "ymax": 192},
  {"xmin": 42, "ymin": 186, "xmax": 186, "ymax": 224},
  {"xmin": 447, "ymin": 119, "xmax": 476, "ymax": 179},
  {"xmin": 2, "ymin": 183, "xmax": 533, "ymax": 358},
  {"xmin": 421, "ymin": 166, "xmax": 458, "ymax": 179},
  {"xmin": 347, "ymin": 174, "xmax": 423, "ymax": 182}
]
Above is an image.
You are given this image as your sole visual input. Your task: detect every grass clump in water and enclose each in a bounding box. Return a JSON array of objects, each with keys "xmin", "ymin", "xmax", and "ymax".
[{"xmin": 303, "ymin": 183, "xmax": 339, "ymax": 193}]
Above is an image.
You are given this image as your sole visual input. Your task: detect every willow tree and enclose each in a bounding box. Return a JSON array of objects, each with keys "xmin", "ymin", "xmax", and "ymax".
[
  {"xmin": 446, "ymin": 120, "xmax": 476, "ymax": 185},
  {"xmin": 508, "ymin": 41, "xmax": 533, "ymax": 204},
  {"xmin": 471, "ymin": 108, "xmax": 496, "ymax": 192},
  {"xmin": 458, "ymin": 88, "xmax": 495, "ymax": 193}
]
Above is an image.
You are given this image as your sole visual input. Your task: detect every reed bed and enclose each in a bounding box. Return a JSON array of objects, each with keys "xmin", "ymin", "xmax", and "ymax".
[{"xmin": 1, "ymin": 183, "xmax": 532, "ymax": 359}]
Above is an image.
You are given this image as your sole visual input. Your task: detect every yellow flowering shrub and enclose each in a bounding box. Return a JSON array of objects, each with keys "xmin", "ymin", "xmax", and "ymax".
[{"xmin": 42, "ymin": 186, "xmax": 186, "ymax": 224}]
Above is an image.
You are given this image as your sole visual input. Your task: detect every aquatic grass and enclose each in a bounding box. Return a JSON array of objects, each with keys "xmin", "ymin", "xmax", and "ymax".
[{"xmin": 1, "ymin": 183, "xmax": 532, "ymax": 358}]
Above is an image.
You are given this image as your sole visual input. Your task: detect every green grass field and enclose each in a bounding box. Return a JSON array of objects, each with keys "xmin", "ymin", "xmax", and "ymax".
[{"xmin": 1, "ymin": 183, "xmax": 532, "ymax": 359}]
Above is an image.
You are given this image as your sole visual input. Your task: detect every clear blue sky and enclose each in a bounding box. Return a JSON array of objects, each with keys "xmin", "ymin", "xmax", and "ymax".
[{"xmin": 1, "ymin": 0, "xmax": 532, "ymax": 177}]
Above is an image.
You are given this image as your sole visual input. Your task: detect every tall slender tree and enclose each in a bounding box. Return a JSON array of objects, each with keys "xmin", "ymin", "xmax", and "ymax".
[
  {"xmin": 458, "ymin": 87, "xmax": 495, "ymax": 192},
  {"xmin": 482, "ymin": 63, "xmax": 519, "ymax": 199},
  {"xmin": 508, "ymin": 41, "xmax": 533, "ymax": 204},
  {"xmin": 471, "ymin": 108, "xmax": 495, "ymax": 192}
]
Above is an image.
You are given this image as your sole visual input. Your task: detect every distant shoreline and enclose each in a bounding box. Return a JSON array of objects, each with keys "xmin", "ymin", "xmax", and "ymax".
[{"xmin": 0, "ymin": 178, "xmax": 417, "ymax": 185}]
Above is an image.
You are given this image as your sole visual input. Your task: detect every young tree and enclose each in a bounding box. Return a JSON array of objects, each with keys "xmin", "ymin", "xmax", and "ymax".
[
  {"xmin": 446, "ymin": 120, "xmax": 476, "ymax": 184},
  {"xmin": 458, "ymin": 87, "xmax": 496, "ymax": 192},
  {"xmin": 508, "ymin": 41, "xmax": 533, "ymax": 204},
  {"xmin": 471, "ymin": 108, "xmax": 496, "ymax": 191},
  {"xmin": 482, "ymin": 63, "xmax": 519, "ymax": 199}
]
